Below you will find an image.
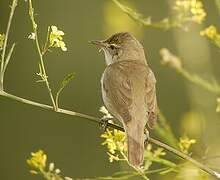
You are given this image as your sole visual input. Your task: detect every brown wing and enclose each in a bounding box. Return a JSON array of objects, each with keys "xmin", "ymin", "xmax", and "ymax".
[
  {"xmin": 145, "ymin": 69, "xmax": 157, "ymax": 129},
  {"xmin": 101, "ymin": 61, "xmax": 133, "ymax": 122}
]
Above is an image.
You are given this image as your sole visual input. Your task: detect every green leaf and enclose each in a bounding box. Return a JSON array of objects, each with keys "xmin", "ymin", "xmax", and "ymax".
[
  {"xmin": 112, "ymin": 171, "xmax": 134, "ymax": 177},
  {"xmin": 55, "ymin": 72, "xmax": 75, "ymax": 109},
  {"xmin": 59, "ymin": 72, "xmax": 75, "ymax": 92}
]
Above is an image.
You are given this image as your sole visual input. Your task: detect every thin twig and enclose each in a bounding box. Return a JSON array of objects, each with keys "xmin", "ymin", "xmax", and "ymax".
[
  {"xmin": 42, "ymin": 26, "xmax": 50, "ymax": 55},
  {"xmin": 0, "ymin": 0, "xmax": 17, "ymax": 91},
  {"xmin": 120, "ymin": 152, "xmax": 149, "ymax": 180},
  {"xmin": 2, "ymin": 43, "xmax": 16, "ymax": 75},
  {"xmin": 0, "ymin": 91, "xmax": 99, "ymax": 124},
  {"xmin": 160, "ymin": 48, "xmax": 220, "ymax": 95},
  {"xmin": 156, "ymin": 111, "xmax": 179, "ymax": 148},
  {"xmin": 178, "ymin": 68, "xmax": 220, "ymax": 95},
  {"xmin": 0, "ymin": 91, "xmax": 219, "ymax": 179},
  {"xmin": 150, "ymin": 138, "xmax": 220, "ymax": 179},
  {"xmin": 111, "ymin": 0, "xmax": 180, "ymax": 30},
  {"xmin": 1, "ymin": 1, "xmax": 219, "ymax": 178},
  {"xmin": 28, "ymin": 0, "xmax": 56, "ymax": 110}
]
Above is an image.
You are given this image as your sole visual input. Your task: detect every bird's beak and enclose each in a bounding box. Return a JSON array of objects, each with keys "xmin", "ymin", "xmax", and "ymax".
[{"xmin": 89, "ymin": 40, "xmax": 107, "ymax": 48}]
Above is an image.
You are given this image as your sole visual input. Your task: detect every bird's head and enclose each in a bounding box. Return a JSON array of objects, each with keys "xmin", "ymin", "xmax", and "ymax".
[{"xmin": 90, "ymin": 32, "xmax": 146, "ymax": 65}]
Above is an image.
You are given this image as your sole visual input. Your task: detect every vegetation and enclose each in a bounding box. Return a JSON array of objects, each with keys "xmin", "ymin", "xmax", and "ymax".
[{"xmin": 1, "ymin": 0, "xmax": 220, "ymax": 179}]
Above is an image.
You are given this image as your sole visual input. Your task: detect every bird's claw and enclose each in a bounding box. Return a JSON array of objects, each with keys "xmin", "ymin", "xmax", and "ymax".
[
  {"xmin": 144, "ymin": 129, "xmax": 149, "ymax": 146},
  {"xmin": 99, "ymin": 117, "xmax": 113, "ymax": 131}
]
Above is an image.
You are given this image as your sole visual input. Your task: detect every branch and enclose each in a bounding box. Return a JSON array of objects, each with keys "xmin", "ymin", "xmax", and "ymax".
[
  {"xmin": 2, "ymin": 43, "xmax": 16, "ymax": 75},
  {"xmin": 0, "ymin": 90, "xmax": 219, "ymax": 179},
  {"xmin": 28, "ymin": 0, "xmax": 56, "ymax": 110},
  {"xmin": 111, "ymin": 0, "xmax": 176, "ymax": 30},
  {"xmin": 178, "ymin": 68, "xmax": 220, "ymax": 95},
  {"xmin": 160, "ymin": 48, "xmax": 220, "ymax": 95},
  {"xmin": 111, "ymin": 0, "xmax": 206, "ymax": 30},
  {"xmin": 155, "ymin": 111, "xmax": 179, "ymax": 148},
  {"xmin": 0, "ymin": 0, "xmax": 17, "ymax": 91}
]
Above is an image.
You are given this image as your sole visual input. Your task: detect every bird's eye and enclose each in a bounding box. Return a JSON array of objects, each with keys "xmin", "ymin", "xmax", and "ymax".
[{"xmin": 109, "ymin": 44, "xmax": 115, "ymax": 50}]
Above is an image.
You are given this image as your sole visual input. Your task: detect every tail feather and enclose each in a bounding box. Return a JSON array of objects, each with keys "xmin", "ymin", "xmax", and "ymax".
[{"xmin": 126, "ymin": 122, "xmax": 145, "ymax": 167}]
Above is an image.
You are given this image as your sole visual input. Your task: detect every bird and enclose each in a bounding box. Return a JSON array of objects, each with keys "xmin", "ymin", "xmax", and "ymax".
[{"xmin": 90, "ymin": 32, "xmax": 157, "ymax": 167}]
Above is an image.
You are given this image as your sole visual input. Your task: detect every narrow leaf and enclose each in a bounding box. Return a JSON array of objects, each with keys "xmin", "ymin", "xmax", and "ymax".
[
  {"xmin": 59, "ymin": 72, "xmax": 75, "ymax": 92},
  {"xmin": 55, "ymin": 72, "xmax": 75, "ymax": 109}
]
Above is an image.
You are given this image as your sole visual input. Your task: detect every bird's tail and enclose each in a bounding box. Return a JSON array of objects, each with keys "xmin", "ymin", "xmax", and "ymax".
[{"xmin": 125, "ymin": 121, "xmax": 145, "ymax": 167}]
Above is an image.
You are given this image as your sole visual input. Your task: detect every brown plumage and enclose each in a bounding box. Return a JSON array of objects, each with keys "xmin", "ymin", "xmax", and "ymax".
[{"xmin": 91, "ymin": 32, "xmax": 157, "ymax": 167}]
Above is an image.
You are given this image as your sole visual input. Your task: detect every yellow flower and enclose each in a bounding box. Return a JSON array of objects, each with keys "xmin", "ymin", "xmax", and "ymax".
[
  {"xmin": 27, "ymin": 150, "xmax": 47, "ymax": 170},
  {"xmin": 200, "ymin": 25, "xmax": 217, "ymax": 38},
  {"xmin": 190, "ymin": 1, "xmax": 206, "ymax": 23},
  {"xmin": 107, "ymin": 152, "xmax": 120, "ymax": 162},
  {"xmin": 49, "ymin": 25, "xmax": 67, "ymax": 51},
  {"xmin": 144, "ymin": 144, "xmax": 166, "ymax": 159},
  {"xmin": 200, "ymin": 25, "xmax": 220, "ymax": 48},
  {"xmin": 175, "ymin": 1, "xmax": 191, "ymax": 11},
  {"xmin": 174, "ymin": 0, "xmax": 206, "ymax": 24},
  {"xmin": 27, "ymin": 150, "xmax": 73, "ymax": 180},
  {"xmin": 101, "ymin": 128, "xmax": 126, "ymax": 162},
  {"xmin": 0, "ymin": 33, "xmax": 5, "ymax": 50},
  {"xmin": 153, "ymin": 148, "xmax": 166, "ymax": 157},
  {"xmin": 178, "ymin": 136, "xmax": 196, "ymax": 154}
]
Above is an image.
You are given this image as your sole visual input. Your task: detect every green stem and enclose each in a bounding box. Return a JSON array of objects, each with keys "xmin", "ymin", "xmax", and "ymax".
[
  {"xmin": 0, "ymin": 0, "xmax": 17, "ymax": 91},
  {"xmin": 145, "ymin": 167, "xmax": 174, "ymax": 174},
  {"xmin": 42, "ymin": 26, "xmax": 50, "ymax": 56},
  {"xmin": 0, "ymin": 90, "xmax": 219, "ymax": 179},
  {"xmin": 120, "ymin": 152, "xmax": 149, "ymax": 180},
  {"xmin": 150, "ymin": 138, "xmax": 220, "ymax": 179},
  {"xmin": 2, "ymin": 43, "xmax": 16, "ymax": 76},
  {"xmin": 0, "ymin": 91, "xmax": 99, "ymax": 124},
  {"xmin": 160, "ymin": 48, "xmax": 220, "ymax": 95},
  {"xmin": 156, "ymin": 111, "xmax": 179, "ymax": 148},
  {"xmin": 28, "ymin": 0, "xmax": 56, "ymax": 110},
  {"xmin": 215, "ymin": 0, "xmax": 220, "ymax": 16},
  {"xmin": 111, "ymin": 0, "xmax": 179, "ymax": 30},
  {"xmin": 55, "ymin": 89, "xmax": 61, "ymax": 110},
  {"xmin": 178, "ymin": 68, "xmax": 220, "ymax": 95}
]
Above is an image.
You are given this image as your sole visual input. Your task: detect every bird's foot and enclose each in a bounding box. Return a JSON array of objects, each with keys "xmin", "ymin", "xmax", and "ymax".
[
  {"xmin": 99, "ymin": 117, "xmax": 113, "ymax": 131},
  {"xmin": 144, "ymin": 129, "xmax": 149, "ymax": 146}
]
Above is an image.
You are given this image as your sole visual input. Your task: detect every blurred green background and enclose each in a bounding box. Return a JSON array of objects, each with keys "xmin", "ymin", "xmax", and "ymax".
[{"xmin": 0, "ymin": 0, "xmax": 220, "ymax": 179}]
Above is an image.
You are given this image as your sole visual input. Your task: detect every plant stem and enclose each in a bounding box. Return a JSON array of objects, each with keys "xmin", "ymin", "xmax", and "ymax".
[
  {"xmin": 156, "ymin": 111, "xmax": 179, "ymax": 148},
  {"xmin": 0, "ymin": 91, "xmax": 99, "ymax": 124},
  {"xmin": 160, "ymin": 48, "xmax": 220, "ymax": 95},
  {"xmin": 120, "ymin": 152, "xmax": 149, "ymax": 180},
  {"xmin": 177, "ymin": 68, "xmax": 220, "ymax": 95},
  {"xmin": 55, "ymin": 89, "xmax": 61, "ymax": 109},
  {"xmin": 0, "ymin": 0, "xmax": 17, "ymax": 91},
  {"xmin": 215, "ymin": 0, "xmax": 220, "ymax": 16},
  {"xmin": 150, "ymin": 138, "xmax": 220, "ymax": 179},
  {"xmin": 0, "ymin": 90, "xmax": 219, "ymax": 179},
  {"xmin": 111, "ymin": 0, "xmax": 179, "ymax": 30},
  {"xmin": 2, "ymin": 43, "xmax": 16, "ymax": 75},
  {"xmin": 28, "ymin": 0, "xmax": 56, "ymax": 110}
]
